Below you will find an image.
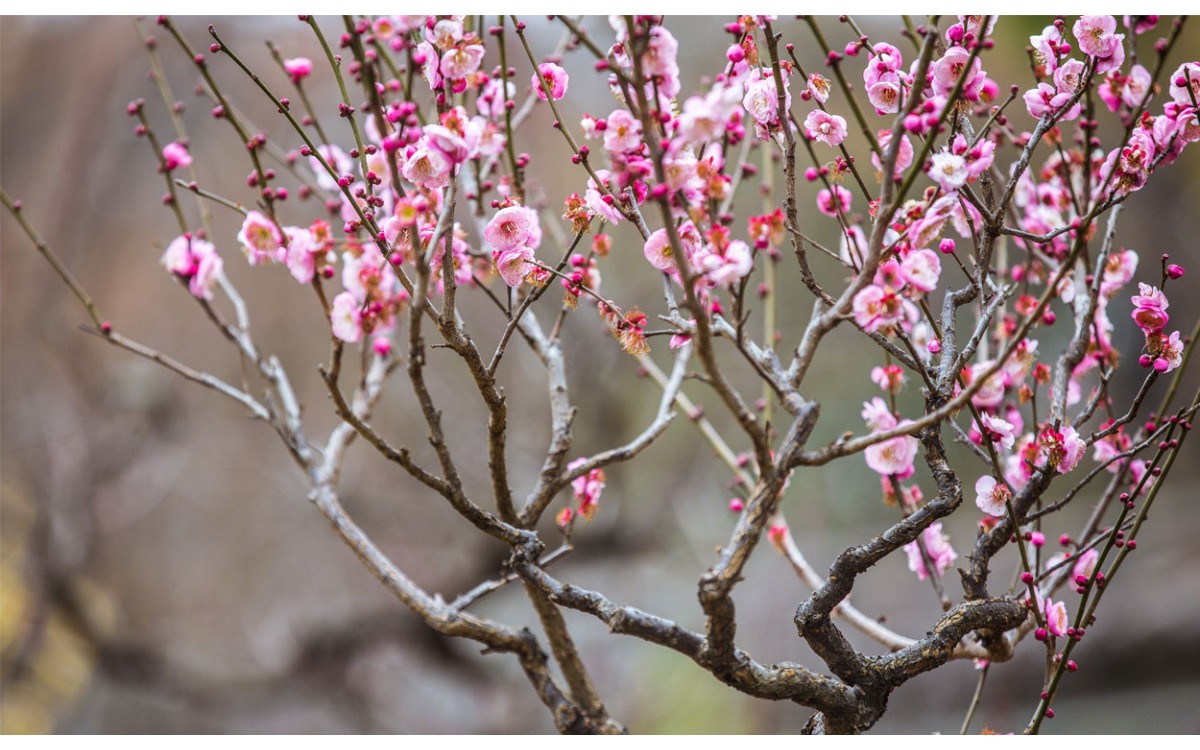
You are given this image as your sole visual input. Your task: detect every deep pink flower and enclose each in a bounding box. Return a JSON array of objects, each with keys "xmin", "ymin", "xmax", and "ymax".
[
  {"xmin": 283, "ymin": 57, "xmax": 313, "ymax": 83},
  {"xmin": 161, "ymin": 141, "xmax": 192, "ymax": 171},
  {"xmin": 532, "ymin": 62, "xmax": 569, "ymax": 101},
  {"xmin": 1130, "ymin": 282, "xmax": 1170, "ymax": 333}
]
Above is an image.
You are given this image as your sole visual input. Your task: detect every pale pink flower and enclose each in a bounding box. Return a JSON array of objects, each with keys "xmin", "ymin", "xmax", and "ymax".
[
  {"xmin": 401, "ymin": 143, "xmax": 453, "ymax": 189},
  {"xmin": 1073, "ymin": 15, "xmax": 1119, "ymax": 58},
  {"xmin": 1122, "ymin": 64, "xmax": 1152, "ymax": 108},
  {"xmin": 283, "ymin": 226, "xmax": 317, "ymax": 284},
  {"xmin": 698, "ymin": 240, "xmax": 753, "ymax": 288},
  {"xmin": 1024, "ymin": 82, "xmax": 1077, "ymax": 120},
  {"xmin": 905, "ymin": 523, "xmax": 957, "ymax": 581},
  {"xmin": 980, "ymin": 412, "xmax": 1017, "ymax": 451},
  {"xmin": 974, "ymin": 475, "xmax": 1011, "ymax": 517},
  {"xmin": 189, "ymin": 244, "xmax": 222, "ymax": 300},
  {"xmin": 330, "ymin": 291, "xmax": 363, "ymax": 343},
  {"xmin": 309, "ymin": 144, "xmax": 353, "ymax": 192},
  {"xmin": 899, "ymin": 248, "xmax": 941, "ymax": 293},
  {"xmin": 1100, "ymin": 248, "xmax": 1139, "ymax": 295},
  {"xmin": 807, "ymin": 73, "xmax": 831, "ymax": 104},
  {"xmin": 816, "ymin": 185, "xmax": 851, "ymax": 217},
  {"xmin": 532, "ymin": 62, "xmax": 569, "ymax": 101},
  {"xmin": 865, "ymin": 423, "xmax": 919, "ymax": 479},
  {"xmin": 1044, "ymin": 599, "xmax": 1070, "ymax": 637},
  {"xmin": 803, "ymin": 109, "xmax": 847, "ymax": 146},
  {"xmin": 742, "ymin": 70, "xmax": 789, "ymax": 127},
  {"xmin": 485, "ymin": 205, "xmax": 537, "ymax": 252},
  {"xmin": 867, "ymin": 81, "xmax": 903, "ymax": 114},
  {"xmin": 1154, "ymin": 330, "xmax": 1185, "ymax": 372},
  {"xmin": 603, "ymin": 109, "xmax": 642, "ymax": 154},
  {"xmin": 237, "ymin": 210, "xmax": 283, "ymax": 266},
  {"xmin": 283, "ymin": 57, "xmax": 313, "ymax": 83},
  {"xmin": 929, "ymin": 150, "xmax": 969, "ymax": 191},
  {"xmin": 853, "ymin": 284, "xmax": 904, "ymax": 333},
  {"xmin": 861, "ymin": 397, "xmax": 897, "ymax": 432},
  {"xmin": 494, "ymin": 245, "xmax": 535, "ymax": 287},
  {"xmin": 1073, "ymin": 549, "xmax": 1100, "ymax": 581},
  {"xmin": 1030, "ymin": 25, "xmax": 1065, "ymax": 74},
  {"xmin": 643, "ymin": 227, "xmax": 679, "ymax": 272},
  {"xmin": 161, "ymin": 141, "xmax": 192, "ymax": 171},
  {"xmin": 440, "ymin": 43, "xmax": 485, "ymax": 80},
  {"xmin": 932, "ymin": 47, "xmax": 985, "ymax": 101},
  {"xmin": 872, "ymin": 130, "xmax": 913, "ymax": 178},
  {"xmin": 1168, "ymin": 62, "xmax": 1200, "ymax": 106}
]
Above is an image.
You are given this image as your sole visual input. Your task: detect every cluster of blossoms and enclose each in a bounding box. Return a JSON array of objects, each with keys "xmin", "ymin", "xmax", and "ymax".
[
  {"xmin": 1131, "ymin": 281, "xmax": 1185, "ymax": 373},
  {"xmin": 134, "ymin": 8, "xmax": 1197, "ymax": 647},
  {"xmin": 557, "ymin": 459, "xmax": 607, "ymax": 528}
]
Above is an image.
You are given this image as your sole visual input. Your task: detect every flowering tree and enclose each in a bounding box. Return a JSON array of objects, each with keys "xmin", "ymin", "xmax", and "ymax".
[{"xmin": 3, "ymin": 14, "xmax": 1199, "ymax": 734}]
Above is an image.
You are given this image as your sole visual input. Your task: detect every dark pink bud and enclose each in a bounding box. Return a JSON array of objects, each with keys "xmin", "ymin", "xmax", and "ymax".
[
  {"xmin": 939, "ymin": 238, "xmax": 956, "ymax": 254},
  {"xmin": 1166, "ymin": 264, "xmax": 1184, "ymax": 279}
]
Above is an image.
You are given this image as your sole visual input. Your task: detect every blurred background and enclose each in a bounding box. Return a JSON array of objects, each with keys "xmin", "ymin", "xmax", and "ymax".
[{"xmin": 2, "ymin": 15, "xmax": 1199, "ymax": 734}]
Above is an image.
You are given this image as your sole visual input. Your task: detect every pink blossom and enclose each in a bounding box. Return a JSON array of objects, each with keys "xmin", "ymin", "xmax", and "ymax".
[
  {"xmin": 494, "ymin": 245, "xmax": 535, "ymax": 287},
  {"xmin": 161, "ymin": 141, "xmax": 192, "ymax": 171},
  {"xmin": 980, "ymin": 412, "xmax": 1017, "ymax": 451},
  {"xmin": 603, "ymin": 109, "xmax": 642, "ymax": 154},
  {"xmin": 867, "ymin": 81, "xmax": 903, "ymax": 114},
  {"xmin": 1073, "ymin": 15, "xmax": 1119, "ymax": 58},
  {"xmin": 872, "ymin": 130, "xmax": 913, "ymax": 178},
  {"xmin": 1073, "ymin": 549, "xmax": 1100, "ymax": 581},
  {"xmin": 532, "ymin": 62, "xmax": 569, "ymax": 101},
  {"xmin": 484, "ymin": 205, "xmax": 537, "ymax": 252},
  {"xmin": 330, "ymin": 291, "xmax": 363, "ymax": 343},
  {"xmin": 1130, "ymin": 282, "xmax": 1170, "ymax": 333},
  {"xmin": 932, "ymin": 47, "xmax": 985, "ymax": 101},
  {"xmin": 283, "ymin": 57, "xmax": 313, "ymax": 83},
  {"xmin": 803, "ymin": 109, "xmax": 847, "ymax": 147},
  {"xmin": 870, "ymin": 365, "xmax": 905, "ymax": 394},
  {"xmin": 643, "ymin": 227, "xmax": 679, "ymax": 272},
  {"xmin": 1030, "ymin": 25, "xmax": 1065, "ymax": 74},
  {"xmin": 904, "ymin": 523, "xmax": 957, "ymax": 581},
  {"xmin": 477, "ymin": 78, "xmax": 515, "ymax": 120},
  {"xmin": 742, "ymin": 69, "xmax": 790, "ymax": 128},
  {"xmin": 862, "ymin": 397, "xmax": 897, "ymax": 432},
  {"xmin": 1044, "ymin": 599, "xmax": 1070, "ymax": 637},
  {"xmin": 852, "ymin": 284, "xmax": 904, "ymax": 333},
  {"xmin": 1100, "ymin": 248, "xmax": 1139, "ymax": 295},
  {"xmin": 440, "ymin": 43, "xmax": 485, "ymax": 81},
  {"xmin": 401, "ymin": 143, "xmax": 453, "ymax": 189},
  {"xmin": 929, "ymin": 150, "xmax": 969, "ymax": 191},
  {"xmin": 161, "ymin": 234, "xmax": 222, "ymax": 301},
  {"xmin": 283, "ymin": 226, "xmax": 318, "ymax": 284},
  {"xmin": 807, "ymin": 73, "xmax": 831, "ymax": 104},
  {"xmin": 568, "ymin": 458, "xmax": 606, "ymax": 521},
  {"xmin": 237, "ymin": 210, "xmax": 283, "ymax": 266},
  {"xmin": 1122, "ymin": 64, "xmax": 1152, "ymax": 108},
  {"xmin": 1168, "ymin": 63, "xmax": 1200, "ymax": 106},
  {"xmin": 1023, "ymin": 83, "xmax": 1077, "ymax": 120},
  {"xmin": 864, "ymin": 422, "xmax": 918, "ymax": 479},
  {"xmin": 899, "ymin": 248, "xmax": 941, "ymax": 293},
  {"xmin": 816, "ymin": 185, "xmax": 851, "ymax": 217},
  {"xmin": 696, "ymin": 240, "xmax": 753, "ymax": 288},
  {"xmin": 308, "ymin": 144, "xmax": 353, "ymax": 192},
  {"xmin": 974, "ymin": 475, "xmax": 1011, "ymax": 517}
]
